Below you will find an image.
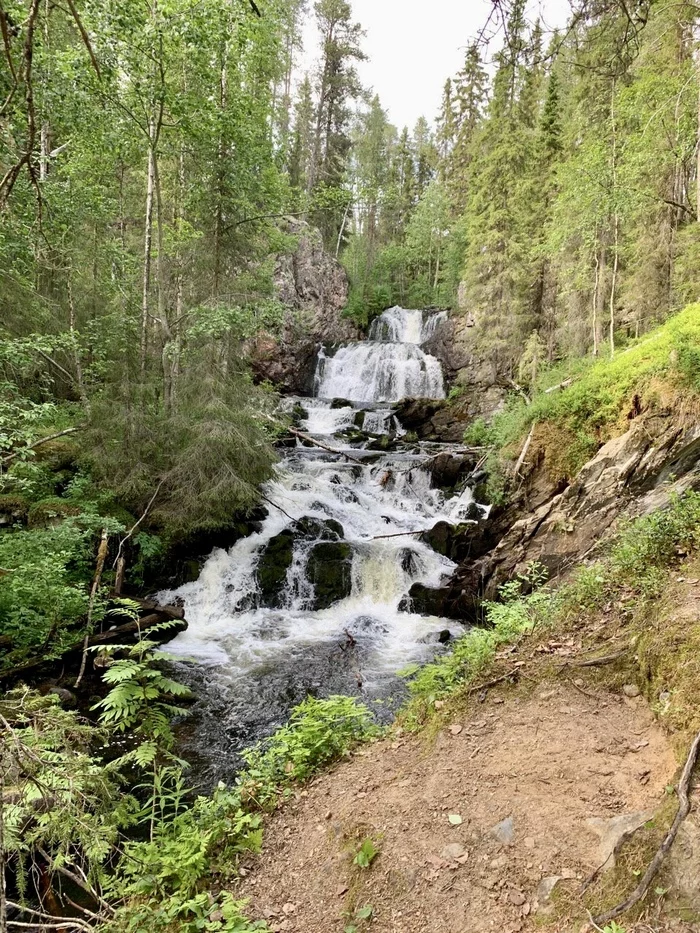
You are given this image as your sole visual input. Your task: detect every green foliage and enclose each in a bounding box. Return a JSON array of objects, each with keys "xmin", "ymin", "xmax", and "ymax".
[
  {"xmin": 353, "ymin": 838, "xmax": 380, "ymax": 868},
  {"xmin": 484, "ymin": 303, "xmax": 700, "ymax": 480},
  {"xmin": 0, "ymin": 517, "xmax": 109, "ymax": 663},
  {"xmin": 404, "ymin": 563, "xmax": 553, "ymax": 713},
  {"xmin": 241, "ymin": 696, "xmax": 380, "ymax": 806}
]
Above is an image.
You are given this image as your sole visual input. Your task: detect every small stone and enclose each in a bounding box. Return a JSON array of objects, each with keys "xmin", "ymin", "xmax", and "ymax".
[
  {"xmin": 539, "ymin": 690, "xmax": 556, "ymax": 701},
  {"xmin": 335, "ymin": 884, "xmax": 348, "ymax": 897},
  {"xmin": 434, "ymin": 700, "xmax": 445, "ymax": 709},
  {"xmin": 282, "ymin": 903, "xmax": 297, "ymax": 915},
  {"xmin": 491, "ymin": 816, "xmax": 515, "ymax": 846},
  {"xmin": 490, "ymin": 854, "xmax": 508, "ymax": 869},
  {"xmin": 536, "ymin": 876, "xmax": 561, "ymax": 902},
  {"xmin": 524, "ymin": 836, "xmax": 536, "ymax": 849},
  {"xmin": 623, "ymin": 683, "xmax": 641, "ymax": 698},
  {"xmin": 449, "ymin": 724, "xmax": 463, "ymax": 736},
  {"xmin": 441, "ymin": 842, "xmax": 468, "ymax": 862},
  {"xmin": 561, "ymin": 867, "xmax": 576, "ymax": 879},
  {"xmin": 586, "ymin": 810, "xmax": 653, "ymax": 870},
  {"xmin": 508, "ymin": 891, "xmax": 526, "ymax": 906}
]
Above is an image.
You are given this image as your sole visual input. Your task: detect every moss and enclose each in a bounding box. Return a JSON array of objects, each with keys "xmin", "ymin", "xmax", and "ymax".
[
  {"xmin": 27, "ymin": 497, "xmax": 81, "ymax": 529},
  {"xmin": 487, "ymin": 303, "xmax": 700, "ymax": 477},
  {"xmin": 34, "ymin": 437, "xmax": 81, "ymax": 471}
]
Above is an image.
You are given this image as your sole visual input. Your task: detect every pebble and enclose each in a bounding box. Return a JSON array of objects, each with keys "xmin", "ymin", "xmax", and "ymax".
[
  {"xmin": 491, "ymin": 816, "xmax": 515, "ymax": 846},
  {"xmin": 508, "ymin": 891, "xmax": 526, "ymax": 906},
  {"xmin": 440, "ymin": 842, "xmax": 468, "ymax": 862},
  {"xmin": 623, "ymin": 683, "xmax": 641, "ymax": 698}
]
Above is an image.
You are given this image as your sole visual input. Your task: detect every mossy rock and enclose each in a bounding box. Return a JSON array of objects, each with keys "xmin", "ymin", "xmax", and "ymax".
[
  {"xmin": 34, "ymin": 437, "xmax": 81, "ymax": 471},
  {"xmin": 331, "ymin": 398, "xmax": 353, "ymax": 409},
  {"xmin": 307, "ymin": 540, "xmax": 353, "ymax": 609},
  {"xmin": 354, "ymin": 410, "xmax": 366, "ymax": 429},
  {"xmin": 256, "ymin": 529, "xmax": 295, "ymax": 607},
  {"xmin": 27, "ymin": 497, "xmax": 81, "ymax": 529},
  {"xmin": 294, "ymin": 517, "xmax": 344, "ymax": 540},
  {"xmin": 0, "ymin": 494, "xmax": 30, "ymax": 527}
]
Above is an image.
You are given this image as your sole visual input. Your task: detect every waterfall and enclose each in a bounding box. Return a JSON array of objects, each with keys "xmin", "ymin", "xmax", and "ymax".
[
  {"xmin": 162, "ymin": 307, "xmax": 476, "ymax": 784},
  {"xmin": 315, "ymin": 307, "xmax": 446, "ymax": 402}
]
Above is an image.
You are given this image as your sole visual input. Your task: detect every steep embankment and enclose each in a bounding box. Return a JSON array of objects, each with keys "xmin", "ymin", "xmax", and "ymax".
[{"xmin": 236, "ymin": 552, "xmax": 700, "ymax": 933}]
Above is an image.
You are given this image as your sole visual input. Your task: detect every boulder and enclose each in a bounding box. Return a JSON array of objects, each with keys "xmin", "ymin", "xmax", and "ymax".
[
  {"xmin": 307, "ymin": 541, "xmax": 353, "ymax": 609},
  {"xmin": 256, "ymin": 529, "xmax": 295, "ymax": 607}
]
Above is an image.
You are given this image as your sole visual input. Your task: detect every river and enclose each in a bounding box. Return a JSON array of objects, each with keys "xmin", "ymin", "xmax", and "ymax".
[{"xmin": 161, "ymin": 307, "xmax": 480, "ymax": 785}]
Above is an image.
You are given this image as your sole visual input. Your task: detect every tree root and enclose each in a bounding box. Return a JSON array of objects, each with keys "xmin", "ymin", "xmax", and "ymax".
[{"xmin": 591, "ymin": 728, "xmax": 700, "ymax": 927}]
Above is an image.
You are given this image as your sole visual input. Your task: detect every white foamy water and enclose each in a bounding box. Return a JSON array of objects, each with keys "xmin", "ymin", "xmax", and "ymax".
[
  {"xmin": 162, "ymin": 308, "xmax": 474, "ymax": 783},
  {"xmin": 314, "ymin": 307, "xmax": 446, "ymax": 403}
]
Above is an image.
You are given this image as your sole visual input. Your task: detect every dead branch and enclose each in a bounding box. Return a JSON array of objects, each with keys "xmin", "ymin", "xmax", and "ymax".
[
  {"xmin": 560, "ymin": 649, "xmax": 628, "ymax": 670},
  {"xmin": 289, "ymin": 427, "xmax": 365, "ymax": 465},
  {"xmin": 467, "ymin": 669, "xmax": 522, "ymax": 695},
  {"xmin": 592, "ymin": 728, "xmax": 700, "ymax": 927},
  {"xmin": 1, "ymin": 426, "xmax": 82, "ymax": 468},
  {"xmin": 112, "ymin": 478, "xmax": 164, "ymax": 583},
  {"xmin": 74, "ymin": 528, "xmax": 109, "ymax": 688},
  {"xmin": 260, "ymin": 492, "xmax": 297, "ymax": 524},
  {"xmin": 513, "ymin": 423, "xmax": 535, "ymax": 478},
  {"xmin": 544, "ymin": 379, "xmax": 574, "ymax": 394}
]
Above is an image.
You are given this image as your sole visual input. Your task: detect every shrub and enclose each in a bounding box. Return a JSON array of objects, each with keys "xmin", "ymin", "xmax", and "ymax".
[{"xmin": 241, "ymin": 696, "xmax": 380, "ymax": 805}]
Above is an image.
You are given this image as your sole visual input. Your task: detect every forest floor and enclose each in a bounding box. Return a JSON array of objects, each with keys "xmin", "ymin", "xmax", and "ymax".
[{"xmin": 236, "ymin": 574, "xmax": 700, "ymax": 933}]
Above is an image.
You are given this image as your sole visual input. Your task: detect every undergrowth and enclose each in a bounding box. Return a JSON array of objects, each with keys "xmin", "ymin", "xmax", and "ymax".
[
  {"xmin": 401, "ymin": 491, "xmax": 700, "ymax": 726},
  {"xmin": 467, "ymin": 302, "xmax": 700, "ymax": 482}
]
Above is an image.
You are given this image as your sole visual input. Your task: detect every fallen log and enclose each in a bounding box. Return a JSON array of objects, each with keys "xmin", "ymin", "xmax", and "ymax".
[
  {"xmin": 289, "ymin": 428, "xmax": 365, "ymax": 465},
  {"xmin": 0, "ymin": 605, "xmax": 187, "ymax": 681}
]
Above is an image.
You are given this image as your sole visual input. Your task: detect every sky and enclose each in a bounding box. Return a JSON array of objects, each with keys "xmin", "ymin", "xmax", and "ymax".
[{"xmin": 301, "ymin": 0, "xmax": 572, "ymax": 130}]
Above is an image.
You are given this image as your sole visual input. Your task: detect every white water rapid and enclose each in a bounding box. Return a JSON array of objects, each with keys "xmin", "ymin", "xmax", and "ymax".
[{"xmin": 162, "ymin": 308, "xmax": 475, "ymax": 783}]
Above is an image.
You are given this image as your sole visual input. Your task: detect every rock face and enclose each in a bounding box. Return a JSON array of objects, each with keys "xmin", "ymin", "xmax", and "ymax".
[
  {"xmin": 460, "ymin": 409, "xmax": 700, "ymax": 596},
  {"xmin": 423, "ymin": 313, "xmax": 508, "ymax": 421},
  {"xmin": 247, "ymin": 219, "xmax": 355, "ymax": 393}
]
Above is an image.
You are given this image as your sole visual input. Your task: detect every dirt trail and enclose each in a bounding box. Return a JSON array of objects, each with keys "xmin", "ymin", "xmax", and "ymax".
[{"xmin": 238, "ymin": 681, "xmax": 684, "ymax": 933}]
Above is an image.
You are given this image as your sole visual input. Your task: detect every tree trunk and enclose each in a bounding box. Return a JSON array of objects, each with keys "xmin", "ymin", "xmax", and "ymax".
[{"xmin": 140, "ymin": 124, "xmax": 156, "ymax": 379}]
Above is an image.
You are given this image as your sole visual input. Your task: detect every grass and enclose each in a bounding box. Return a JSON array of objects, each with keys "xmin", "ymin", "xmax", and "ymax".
[
  {"xmin": 468, "ymin": 302, "xmax": 700, "ymax": 483},
  {"xmin": 400, "ymin": 491, "xmax": 700, "ymax": 734}
]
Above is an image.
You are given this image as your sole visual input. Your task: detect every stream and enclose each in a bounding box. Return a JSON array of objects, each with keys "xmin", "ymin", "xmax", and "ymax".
[{"xmin": 161, "ymin": 307, "xmax": 480, "ymax": 785}]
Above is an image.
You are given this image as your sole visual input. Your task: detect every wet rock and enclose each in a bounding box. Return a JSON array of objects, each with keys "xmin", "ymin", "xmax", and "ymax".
[
  {"xmin": 401, "ymin": 583, "xmax": 449, "ymax": 617},
  {"xmin": 307, "ymin": 541, "xmax": 353, "ymax": 610},
  {"xmin": 47, "ymin": 686, "xmax": 77, "ymax": 708},
  {"xmin": 256, "ymin": 530, "xmax": 295, "ymax": 608},
  {"xmin": 422, "ymin": 520, "xmax": 485, "ymax": 563},
  {"xmin": 354, "ymin": 410, "xmax": 366, "ymax": 429},
  {"xmin": 491, "ymin": 816, "xmax": 515, "ymax": 846},
  {"xmin": 330, "ymin": 397, "xmax": 353, "ymax": 410},
  {"xmin": 294, "ymin": 517, "xmax": 344, "ymax": 540}
]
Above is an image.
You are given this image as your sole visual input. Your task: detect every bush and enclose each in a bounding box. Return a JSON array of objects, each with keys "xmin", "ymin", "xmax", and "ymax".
[{"xmin": 241, "ymin": 696, "xmax": 380, "ymax": 805}]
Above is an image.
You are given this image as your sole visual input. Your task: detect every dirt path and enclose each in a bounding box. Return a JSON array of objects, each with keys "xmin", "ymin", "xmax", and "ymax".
[{"xmin": 237, "ymin": 681, "xmax": 684, "ymax": 933}]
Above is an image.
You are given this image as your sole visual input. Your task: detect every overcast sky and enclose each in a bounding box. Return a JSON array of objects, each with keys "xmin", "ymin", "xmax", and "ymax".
[{"xmin": 301, "ymin": 0, "xmax": 572, "ymax": 130}]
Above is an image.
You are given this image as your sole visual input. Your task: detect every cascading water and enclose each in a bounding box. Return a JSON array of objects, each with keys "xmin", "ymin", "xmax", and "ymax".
[{"xmin": 162, "ymin": 307, "xmax": 475, "ymax": 785}]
